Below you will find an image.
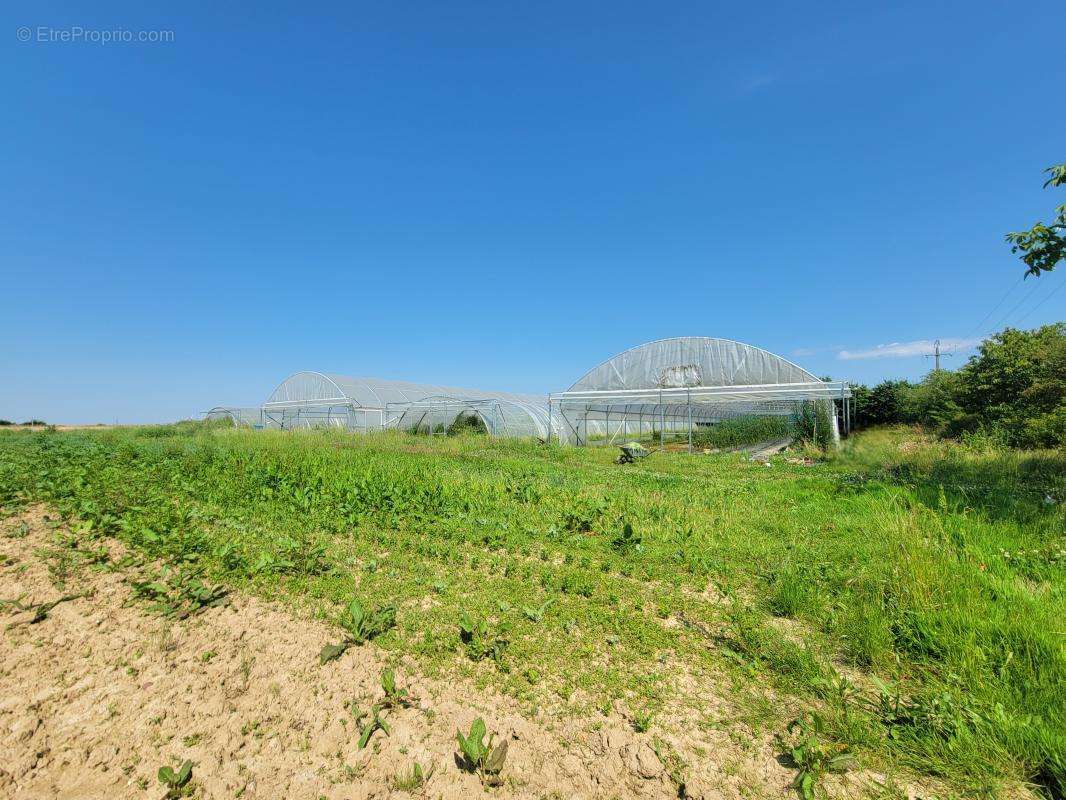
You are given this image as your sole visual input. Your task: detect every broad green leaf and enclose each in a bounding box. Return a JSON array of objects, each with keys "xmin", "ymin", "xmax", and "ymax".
[
  {"xmin": 358, "ymin": 722, "xmax": 374, "ymax": 749},
  {"xmin": 175, "ymin": 760, "xmax": 193, "ymax": 786},
  {"xmin": 828, "ymin": 754, "xmax": 858, "ymax": 773},
  {"xmin": 348, "ymin": 599, "xmax": 365, "ymax": 627},
  {"xmin": 382, "ymin": 668, "xmax": 396, "ymax": 695},
  {"xmin": 457, "ymin": 730, "xmax": 475, "ymax": 762},
  {"xmin": 470, "ymin": 717, "xmax": 486, "ymax": 746}
]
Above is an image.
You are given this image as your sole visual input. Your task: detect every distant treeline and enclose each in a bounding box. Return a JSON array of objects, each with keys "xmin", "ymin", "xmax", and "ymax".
[{"xmin": 850, "ymin": 323, "xmax": 1064, "ymax": 448}]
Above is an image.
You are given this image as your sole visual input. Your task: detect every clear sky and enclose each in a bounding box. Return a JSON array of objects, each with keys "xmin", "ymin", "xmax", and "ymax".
[{"xmin": 3, "ymin": 1, "xmax": 1064, "ymax": 423}]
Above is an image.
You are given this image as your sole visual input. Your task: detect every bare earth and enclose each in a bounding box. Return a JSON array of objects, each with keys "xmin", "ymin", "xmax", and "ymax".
[{"xmin": 0, "ymin": 506, "xmax": 882, "ymax": 800}]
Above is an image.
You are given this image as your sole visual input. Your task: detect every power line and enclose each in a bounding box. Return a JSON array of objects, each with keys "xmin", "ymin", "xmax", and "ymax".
[
  {"xmin": 948, "ymin": 274, "xmax": 1023, "ymax": 354},
  {"xmin": 985, "ymin": 277, "xmax": 1045, "ymax": 334},
  {"xmin": 1014, "ymin": 275, "xmax": 1065, "ymax": 327}
]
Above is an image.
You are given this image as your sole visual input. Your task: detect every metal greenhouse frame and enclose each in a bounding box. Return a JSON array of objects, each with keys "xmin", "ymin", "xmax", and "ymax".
[
  {"xmin": 547, "ymin": 337, "xmax": 852, "ymax": 448},
  {"xmin": 205, "ymin": 337, "xmax": 853, "ymax": 448},
  {"xmin": 249, "ymin": 371, "xmax": 559, "ymax": 439}
]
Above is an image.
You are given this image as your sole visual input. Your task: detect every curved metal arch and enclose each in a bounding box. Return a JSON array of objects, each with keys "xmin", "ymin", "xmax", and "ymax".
[
  {"xmin": 393, "ymin": 394, "xmax": 551, "ymax": 439},
  {"xmin": 204, "ymin": 406, "xmax": 239, "ymax": 425},
  {"xmin": 265, "ymin": 371, "xmax": 354, "ymax": 406}
]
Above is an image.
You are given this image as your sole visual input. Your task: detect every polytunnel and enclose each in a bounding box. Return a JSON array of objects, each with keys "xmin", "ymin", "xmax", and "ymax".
[
  {"xmin": 205, "ymin": 407, "xmax": 274, "ymax": 428},
  {"xmin": 548, "ymin": 337, "xmax": 851, "ymax": 446},
  {"xmin": 203, "ymin": 338, "xmax": 850, "ymax": 447},
  {"xmin": 257, "ymin": 371, "xmax": 562, "ymax": 439}
]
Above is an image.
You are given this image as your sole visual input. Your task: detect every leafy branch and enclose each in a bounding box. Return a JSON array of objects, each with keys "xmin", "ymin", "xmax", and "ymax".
[{"xmin": 1006, "ymin": 163, "xmax": 1065, "ymax": 277}]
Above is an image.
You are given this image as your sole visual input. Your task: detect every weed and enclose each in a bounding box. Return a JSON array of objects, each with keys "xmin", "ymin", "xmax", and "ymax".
[
  {"xmin": 129, "ymin": 566, "xmax": 227, "ymax": 619},
  {"xmin": 456, "ymin": 717, "xmax": 508, "ymax": 786},
  {"xmin": 157, "ymin": 759, "xmax": 194, "ymax": 798},
  {"xmin": 458, "ymin": 611, "xmax": 509, "ymax": 664},
  {"xmin": 356, "ymin": 706, "xmax": 391, "ymax": 749},
  {"xmin": 780, "ymin": 712, "xmax": 856, "ymax": 800},
  {"xmin": 6, "ymin": 520, "xmax": 29, "ymax": 539},
  {"xmin": 768, "ymin": 571, "xmax": 810, "ymax": 618},
  {"xmin": 390, "ymin": 761, "xmax": 433, "ymax": 792},
  {"xmin": 3, "ymin": 592, "xmax": 86, "ymax": 628},
  {"xmin": 611, "ymin": 522, "xmax": 643, "ymax": 554},
  {"xmin": 379, "ymin": 668, "xmax": 413, "ymax": 709},
  {"xmin": 320, "ymin": 598, "xmax": 396, "ymax": 664},
  {"xmin": 814, "ymin": 674, "xmax": 858, "ymax": 713},
  {"xmin": 633, "ymin": 711, "xmax": 653, "ymax": 733},
  {"xmin": 521, "ymin": 598, "xmax": 553, "ymax": 623}
]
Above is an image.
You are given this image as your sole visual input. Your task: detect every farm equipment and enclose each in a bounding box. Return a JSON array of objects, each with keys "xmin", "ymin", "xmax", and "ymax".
[{"xmin": 615, "ymin": 441, "xmax": 650, "ymax": 464}]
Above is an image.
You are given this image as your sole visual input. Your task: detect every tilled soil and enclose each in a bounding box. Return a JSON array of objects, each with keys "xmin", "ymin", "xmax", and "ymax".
[{"xmin": 0, "ymin": 506, "xmax": 822, "ymax": 800}]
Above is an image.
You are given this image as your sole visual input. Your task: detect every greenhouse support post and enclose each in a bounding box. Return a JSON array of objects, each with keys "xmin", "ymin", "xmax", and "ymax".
[{"xmin": 687, "ymin": 389, "xmax": 693, "ymax": 452}]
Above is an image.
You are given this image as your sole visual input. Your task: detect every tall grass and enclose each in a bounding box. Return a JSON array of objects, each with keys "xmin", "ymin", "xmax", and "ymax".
[
  {"xmin": 0, "ymin": 423, "xmax": 1061, "ymax": 796},
  {"xmin": 690, "ymin": 415, "xmax": 796, "ymax": 449}
]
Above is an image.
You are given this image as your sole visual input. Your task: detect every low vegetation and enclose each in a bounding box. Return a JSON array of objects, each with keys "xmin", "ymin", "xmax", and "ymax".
[
  {"xmin": 690, "ymin": 415, "xmax": 797, "ymax": 450},
  {"xmin": 0, "ymin": 423, "xmax": 1062, "ymax": 797}
]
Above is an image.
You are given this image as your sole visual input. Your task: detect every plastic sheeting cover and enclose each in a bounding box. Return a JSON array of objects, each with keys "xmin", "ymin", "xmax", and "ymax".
[
  {"xmin": 567, "ymin": 337, "xmax": 822, "ymax": 392},
  {"xmin": 264, "ymin": 372, "xmax": 557, "ymax": 439}
]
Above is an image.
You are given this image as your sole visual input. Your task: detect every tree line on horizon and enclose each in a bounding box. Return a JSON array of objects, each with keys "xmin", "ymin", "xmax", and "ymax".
[{"xmin": 848, "ymin": 322, "xmax": 1064, "ymax": 449}]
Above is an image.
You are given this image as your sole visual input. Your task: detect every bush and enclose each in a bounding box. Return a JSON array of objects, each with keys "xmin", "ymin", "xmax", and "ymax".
[
  {"xmin": 954, "ymin": 323, "xmax": 1065, "ymax": 448},
  {"xmin": 902, "ymin": 370, "xmax": 963, "ymax": 431}
]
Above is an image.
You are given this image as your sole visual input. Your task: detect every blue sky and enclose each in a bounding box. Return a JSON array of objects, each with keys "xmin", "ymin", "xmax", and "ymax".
[{"xmin": 3, "ymin": 1, "xmax": 1064, "ymax": 423}]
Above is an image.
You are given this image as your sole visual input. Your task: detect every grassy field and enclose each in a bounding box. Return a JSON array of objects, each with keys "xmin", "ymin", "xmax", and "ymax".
[{"xmin": 0, "ymin": 424, "xmax": 1062, "ymax": 798}]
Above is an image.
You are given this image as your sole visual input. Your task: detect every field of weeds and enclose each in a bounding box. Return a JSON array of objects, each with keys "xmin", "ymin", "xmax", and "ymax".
[{"xmin": 0, "ymin": 424, "xmax": 1062, "ymax": 799}]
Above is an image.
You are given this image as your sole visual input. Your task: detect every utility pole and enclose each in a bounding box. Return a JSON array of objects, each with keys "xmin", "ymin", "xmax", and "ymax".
[{"xmin": 924, "ymin": 339, "xmax": 953, "ymax": 371}]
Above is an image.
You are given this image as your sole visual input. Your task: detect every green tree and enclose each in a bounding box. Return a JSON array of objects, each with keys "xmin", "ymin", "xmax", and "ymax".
[
  {"xmin": 853, "ymin": 380, "xmax": 917, "ymax": 427},
  {"xmin": 954, "ymin": 323, "xmax": 1066, "ymax": 447},
  {"xmin": 1005, "ymin": 163, "xmax": 1065, "ymax": 277},
  {"xmin": 902, "ymin": 370, "xmax": 963, "ymax": 432}
]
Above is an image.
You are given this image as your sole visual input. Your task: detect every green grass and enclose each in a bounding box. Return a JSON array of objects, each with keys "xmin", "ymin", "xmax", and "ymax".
[{"xmin": 0, "ymin": 423, "xmax": 1062, "ymax": 797}]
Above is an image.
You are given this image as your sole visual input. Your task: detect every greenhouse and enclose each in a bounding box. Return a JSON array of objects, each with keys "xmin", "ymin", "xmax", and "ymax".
[
  {"xmin": 212, "ymin": 371, "xmax": 560, "ymax": 439},
  {"xmin": 547, "ymin": 337, "xmax": 851, "ymax": 447},
  {"xmin": 206, "ymin": 338, "xmax": 851, "ymax": 447}
]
